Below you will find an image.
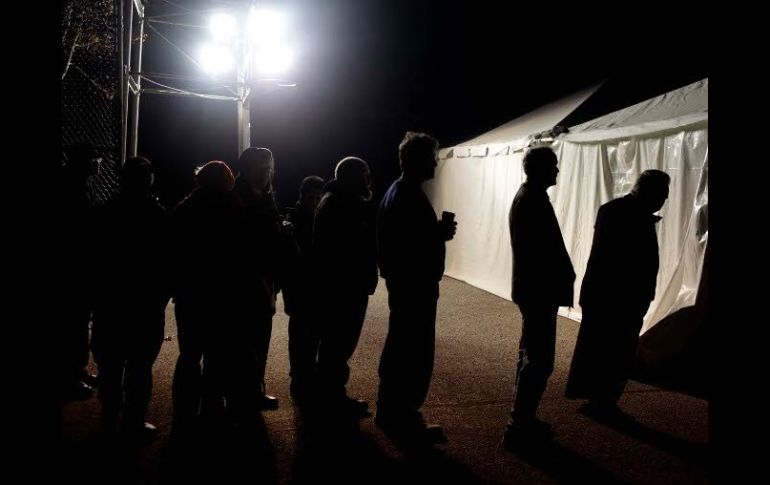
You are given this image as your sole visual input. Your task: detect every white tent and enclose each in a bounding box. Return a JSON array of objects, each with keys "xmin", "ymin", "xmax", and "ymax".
[{"xmin": 426, "ymin": 78, "xmax": 708, "ymax": 334}]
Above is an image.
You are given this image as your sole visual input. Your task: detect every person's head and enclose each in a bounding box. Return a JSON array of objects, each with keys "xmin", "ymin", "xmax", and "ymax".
[
  {"xmin": 122, "ymin": 156, "xmax": 153, "ymax": 197},
  {"xmin": 66, "ymin": 142, "xmax": 101, "ymax": 179},
  {"xmin": 194, "ymin": 160, "xmax": 235, "ymax": 192},
  {"xmin": 237, "ymin": 147, "xmax": 275, "ymax": 193},
  {"xmin": 632, "ymin": 169, "xmax": 671, "ymax": 213},
  {"xmin": 298, "ymin": 175, "xmax": 325, "ymax": 211},
  {"xmin": 523, "ymin": 146, "xmax": 559, "ymax": 188},
  {"xmin": 399, "ymin": 131, "xmax": 439, "ymax": 182},
  {"xmin": 334, "ymin": 156, "xmax": 371, "ymax": 200}
]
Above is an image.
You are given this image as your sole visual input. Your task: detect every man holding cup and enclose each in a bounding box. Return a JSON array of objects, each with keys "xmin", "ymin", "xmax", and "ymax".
[{"xmin": 375, "ymin": 131, "xmax": 457, "ymax": 445}]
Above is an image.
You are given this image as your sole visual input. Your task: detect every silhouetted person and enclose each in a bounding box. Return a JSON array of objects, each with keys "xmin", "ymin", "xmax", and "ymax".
[
  {"xmin": 504, "ymin": 146, "xmax": 575, "ymax": 444},
  {"xmin": 60, "ymin": 142, "xmax": 101, "ymax": 402},
  {"xmin": 566, "ymin": 170, "xmax": 671, "ymax": 420},
  {"xmin": 232, "ymin": 147, "xmax": 289, "ymax": 413},
  {"xmin": 283, "ymin": 175, "xmax": 325, "ymax": 404},
  {"xmin": 313, "ymin": 157, "xmax": 378, "ymax": 417},
  {"xmin": 375, "ymin": 132, "xmax": 456, "ymax": 444},
  {"xmin": 91, "ymin": 157, "xmax": 170, "ymax": 440},
  {"xmin": 170, "ymin": 161, "xmax": 244, "ymax": 440}
]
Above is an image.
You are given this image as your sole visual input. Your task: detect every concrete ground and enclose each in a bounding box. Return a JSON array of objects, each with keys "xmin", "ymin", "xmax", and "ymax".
[{"xmin": 61, "ymin": 276, "xmax": 708, "ymax": 484}]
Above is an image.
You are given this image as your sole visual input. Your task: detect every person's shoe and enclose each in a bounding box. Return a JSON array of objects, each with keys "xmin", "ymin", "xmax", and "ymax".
[
  {"xmin": 579, "ymin": 402, "xmax": 634, "ymax": 423},
  {"xmin": 291, "ymin": 393, "xmax": 315, "ymax": 412},
  {"xmin": 502, "ymin": 418, "xmax": 553, "ymax": 449},
  {"xmin": 258, "ymin": 394, "xmax": 280, "ymax": 411},
  {"xmin": 62, "ymin": 381, "xmax": 93, "ymax": 403},
  {"xmin": 80, "ymin": 371, "xmax": 99, "ymax": 388},
  {"xmin": 508, "ymin": 417, "xmax": 553, "ymax": 434},
  {"xmin": 420, "ymin": 423, "xmax": 447, "ymax": 443},
  {"xmin": 530, "ymin": 418, "xmax": 552, "ymax": 434},
  {"xmin": 375, "ymin": 415, "xmax": 445, "ymax": 444},
  {"xmin": 374, "ymin": 415, "xmax": 405, "ymax": 438},
  {"xmin": 320, "ymin": 396, "xmax": 371, "ymax": 418},
  {"xmin": 290, "ymin": 383, "xmax": 315, "ymax": 403},
  {"xmin": 122, "ymin": 422, "xmax": 160, "ymax": 444},
  {"xmin": 341, "ymin": 396, "xmax": 371, "ymax": 418}
]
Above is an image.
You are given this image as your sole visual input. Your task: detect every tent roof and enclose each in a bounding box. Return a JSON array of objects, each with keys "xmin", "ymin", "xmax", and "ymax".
[
  {"xmin": 453, "ymin": 83, "xmax": 602, "ymax": 148},
  {"xmin": 564, "ymin": 78, "xmax": 708, "ymax": 142},
  {"xmin": 442, "ymin": 78, "xmax": 708, "ymax": 155}
]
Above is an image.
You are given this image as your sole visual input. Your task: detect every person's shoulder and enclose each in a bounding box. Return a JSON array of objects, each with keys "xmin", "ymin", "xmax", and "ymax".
[
  {"xmin": 596, "ymin": 196, "xmax": 638, "ymax": 228},
  {"xmin": 379, "ymin": 180, "xmax": 401, "ymax": 205},
  {"xmin": 512, "ymin": 185, "xmax": 526, "ymax": 200},
  {"xmin": 318, "ymin": 192, "xmax": 349, "ymax": 222},
  {"xmin": 171, "ymin": 193, "xmax": 194, "ymax": 216},
  {"xmin": 601, "ymin": 195, "xmax": 631, "ymax": 214},
  {"xmin": 512, "ymin": 184, "xmax": 538, "ymax": 208},
  {"xmin": 385, "ymin": 179, "xmax": 402, "ymax": 194},
  {"xmin": 150, "ymin": 197, "xmax": 170, "ymax": 217},
  {"xmin": 317, "ymin": 189, "xmax": 338, "ymax": 207}
]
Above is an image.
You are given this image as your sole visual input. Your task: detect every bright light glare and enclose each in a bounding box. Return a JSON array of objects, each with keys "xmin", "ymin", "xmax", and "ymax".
[
  {"xmin": 209, "ymin": 13, "xmax": 237, "ymax": 43},
  {"xmin": 248, "ymin": 8, "xmax": 288, "ymax": 46},
  {"xmin": 199, "ymin": 44, "xmax": 234, "ymax": 74},
  {"xmin": 254, "ymin": 43, "xmax": 294, "ymax": 75}
]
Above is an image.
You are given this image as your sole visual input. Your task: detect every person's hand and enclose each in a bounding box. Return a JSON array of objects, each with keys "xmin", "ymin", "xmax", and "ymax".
[
  {"xmin": 439, "ymin": 218, "xmax": 457, "ymax": 241},
  {"xmin": 281, "ymin": 220, "xmax": 295, "ymax": 237}
]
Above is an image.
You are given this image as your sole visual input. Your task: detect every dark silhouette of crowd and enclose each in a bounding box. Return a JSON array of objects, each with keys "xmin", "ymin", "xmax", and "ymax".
[{"xmin": 61, "ymin": 136, "xmax": 670, "ymax": 451}]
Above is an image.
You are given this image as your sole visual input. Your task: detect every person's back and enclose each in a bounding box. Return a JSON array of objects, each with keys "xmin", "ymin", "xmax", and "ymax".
[
  {"xmin": 314, "ymin": 176, "xmax": 378, "ymax": 295},
  {"xmin": 566, "ymin": 169, "xmax": 670, "ymax": 418},
  {"xmin": 509, "ymin": 182, "xmax": 574, "ymax": 306},
  {"xmin": 231, "ymin": 147, "xmax": 292, "ymax": 319},
  {"xmin": 171, "ymin": 185, "xmax": 244, "ymax": 302},
  {"xmin": 233, "ymin": 179, "xmax": 285, "ymax": 315},
  {"xmin": 312, "ymin": 157, "xmax": 377, "ymax": 416},
  {"xmin": 96, "ymin": 192, "xmax": 169, "ymax": 315},
  {"xmin": 234, "ymin": 178, "xmax": 283, "ymax": 261},
  {"xmin": 579, "ymin": 194, "xmax": 661, "ymax": 311},
  {"xmin": 378, "ymin": 178, "xmax": 445, "ymax": 285}
]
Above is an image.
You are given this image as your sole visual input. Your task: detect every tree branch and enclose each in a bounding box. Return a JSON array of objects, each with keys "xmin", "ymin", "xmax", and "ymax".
[{"xmin": 62, "ymin": 26, "xmax": 82, "ymax": 81}]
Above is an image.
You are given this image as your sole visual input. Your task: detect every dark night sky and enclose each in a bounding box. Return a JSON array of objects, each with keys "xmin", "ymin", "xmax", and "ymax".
[{"xmin": 137, "ymin": 0, "xmax": 708, "ymax": 208}]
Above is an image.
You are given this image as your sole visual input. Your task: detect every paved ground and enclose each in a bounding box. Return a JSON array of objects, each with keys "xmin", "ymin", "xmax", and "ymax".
[{"xmin": 61, "ymin": 276, "xmax": 708, "ymax": 484}]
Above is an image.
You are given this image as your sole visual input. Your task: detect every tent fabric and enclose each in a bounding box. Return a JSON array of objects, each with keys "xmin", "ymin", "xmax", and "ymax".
[
  {"xmin": 453, "ymin": 83, "xmax": 602, "ymax": 148},
  {"xmin": 426, "ymin": 79, "xmax": 708, "ymax": 335},
  {"xmin": 567, "ymin": 79, "xmax": 708, "ymax": 136},
  {"xmin": 635, "ymin": 242, "xmax": 708, "ymax": 399},
  {"xmin": 551, "ymin": 130, "xmax": 708, "ymax": 333}
]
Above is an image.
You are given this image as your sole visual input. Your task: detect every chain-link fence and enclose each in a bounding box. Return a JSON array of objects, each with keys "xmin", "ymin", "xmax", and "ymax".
[{"xmin": 62, "ymin": 0, "xmax": 122, "ymax": 206}]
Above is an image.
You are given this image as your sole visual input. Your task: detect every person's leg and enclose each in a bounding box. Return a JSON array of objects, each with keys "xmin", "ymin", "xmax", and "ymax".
[
  {"xmin": 317, "ymin": 293, "xmax": 368, "ymax": 404},
  {"xmin": 123, "ymin": 318, "xmax": 164, "ymax": 431},
  {"xmin": 171, "ymin": 302, "xmax": 205, "ymax": 437},
  {"xmin": 509, "ymin": 302, "xmax": 557, "ymax": 430}
]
